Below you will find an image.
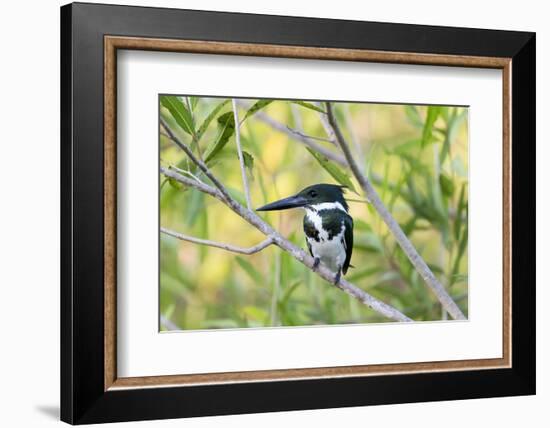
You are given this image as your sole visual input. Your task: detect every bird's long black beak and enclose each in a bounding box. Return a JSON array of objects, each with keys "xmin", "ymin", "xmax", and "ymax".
[{"xmin": 256, "ymin": 194, "xmax": 308, "ymax": 211}]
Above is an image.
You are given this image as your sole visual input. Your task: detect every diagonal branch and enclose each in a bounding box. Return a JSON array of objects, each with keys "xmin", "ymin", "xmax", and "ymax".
[
  {"xmin": 325, "ymin": 102, "xmax": 466, "ymax": 321},
  {"xmin": 161, "ymin": 165, "xmax": 221, "ymax": 200},
  {"xmin": 232, "ymin": 99, "xmax": 252, "ymax": 210},
  {"xmin": 160, "ymin": 117, "xmax": 234, "ymax": 204},
  {"xmin": 251, "ymin": 110, "xmax": 348, "ymax": 167},
  {"xmin": 161, "ymin": 227, "xmax": 274, "ymax": 254},
  {"xmin": 159, "ymin": 130, "xmax": 412, "ymax": 323}
]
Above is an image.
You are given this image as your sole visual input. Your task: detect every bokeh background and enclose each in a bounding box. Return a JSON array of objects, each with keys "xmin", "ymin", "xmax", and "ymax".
[{"xmin": 159, "ymin": 96, "xmax": 468, "ymax": 330}]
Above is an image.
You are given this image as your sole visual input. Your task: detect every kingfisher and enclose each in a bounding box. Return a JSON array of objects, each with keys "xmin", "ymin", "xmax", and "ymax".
[{"xmin": 257, "ymin": 184, "xmax": 353, "ymax": 284}]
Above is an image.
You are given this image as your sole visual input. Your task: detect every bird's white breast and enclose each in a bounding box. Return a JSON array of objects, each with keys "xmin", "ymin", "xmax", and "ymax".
[{"xmin": 305, "ymin": 209, "xmax": 347, "ymax": 272}]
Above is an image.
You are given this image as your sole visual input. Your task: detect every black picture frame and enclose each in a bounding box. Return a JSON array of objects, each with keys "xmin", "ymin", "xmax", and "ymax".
[{"xmin": 61, "ymin": 2, "xmax": 535, "ymax": 424}]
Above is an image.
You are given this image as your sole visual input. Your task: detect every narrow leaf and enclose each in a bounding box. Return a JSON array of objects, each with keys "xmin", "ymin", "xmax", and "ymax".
[
  {"xmin": 421, "ymin": 106, "xmax": 440, "ymax": 147},
  {"xmin": 291, "ymin": 101, "xmax": 326, "ymax": 113},
  {"xmin": 204, "ymin": 111, "xmax": 235, "ymax": 163},
  {"xmin": 160, "ymin": 96, "xmax": 195, "ymax": 136},
  {"xmin": 189, "ymin": 96, "xmax": 199, "ymax": 111},
  {"xmin": 167, "ymin": 177, "xmax": 183, "ymax": 190},
  {"xmin": 439, "ymin": 173, "xmax": 455, "ymax": 198},
  {"xmin": 454, "ymin": 183, "xmax": 467, "ymax": 241},
  {"xmin": 186, "ymin": 189, "xmax": 204, "ymax": 227},
  {"xmin": 236, "ymin": 257, "xmax": 263, "ymax": 284},
  {"xmin": 242, "ymin": 151, "xmax": 255, "ymax": 180},
  {"xmin": 451, "ymin": 226, "xmax": 468, "ymax": 284},
  {"xmin": 196, "ymin": 99, "xmax": 229, "ymax": 141},
  {"xmin": 242, "ymin": 99, "xmax": 274, "ymax": 121},
  {"xmin": 280, "ymin": 281, "xmax": 302, "ymax": 307},
  {"xmin": 305, "ymin": 148, "xmax": 357, "ymax": 193}
]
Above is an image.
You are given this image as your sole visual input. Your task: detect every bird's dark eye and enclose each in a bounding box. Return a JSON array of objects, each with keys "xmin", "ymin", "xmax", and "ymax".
[{"xmin": 308, "ymin": 190, "xmax": 318, "ymax": 198}]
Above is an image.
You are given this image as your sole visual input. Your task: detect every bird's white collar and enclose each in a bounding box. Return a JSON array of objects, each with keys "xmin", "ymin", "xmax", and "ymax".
[{"xmin": 306, "ymin": 202, "xmax": 347, "ymax": 213}]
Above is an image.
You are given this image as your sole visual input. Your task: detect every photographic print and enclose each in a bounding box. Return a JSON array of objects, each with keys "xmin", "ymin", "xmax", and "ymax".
[{"xmin": 159, "ymin": 96, "xmax": 469, "ymax": 331}]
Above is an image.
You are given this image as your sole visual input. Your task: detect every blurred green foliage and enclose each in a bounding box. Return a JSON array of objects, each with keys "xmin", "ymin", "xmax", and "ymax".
[{"xmin": 160, "ymin": 96, "xmax": 468, "ymax": 330}]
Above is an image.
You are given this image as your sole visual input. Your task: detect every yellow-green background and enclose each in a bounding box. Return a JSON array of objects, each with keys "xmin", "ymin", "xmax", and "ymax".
[{"xmin": 160, "ymin": 97, "xmax": 468, "ymax": 330}]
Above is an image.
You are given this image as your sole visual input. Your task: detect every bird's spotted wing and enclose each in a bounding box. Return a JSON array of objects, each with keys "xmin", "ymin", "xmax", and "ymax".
[{"xmin": 342, "ymin": 214, "xmax": 354, "ymax": 274}]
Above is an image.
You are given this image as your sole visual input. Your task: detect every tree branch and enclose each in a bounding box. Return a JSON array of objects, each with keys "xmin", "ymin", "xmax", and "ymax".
[
  {"xmin": 325, "ymin": 102, "xmax": 466, "ymax": 321},
  {"xmin": 251, "ymin": 109, "xmax": 348, "ymax": 167},
  {"xmin": 160, "ymin": 117, "xmax": 234, "ymax": 204},
  {"xmin": 232, "ymin": 99, "xmax": 252, "ymax": 210},
  {"xmin": 317, "ymin": 103, "xmax": 338, "ymax": 143},
  {"xmin": 161, "ymin": 165, "xmax": 221, "ymax": 200},
  {"xmin": 161, "ymin": 227, "xmax": 274, "ymax": 254},
  {"xmin": 159, "ymin": 129, "xmax": 412, "ymax": 323}
]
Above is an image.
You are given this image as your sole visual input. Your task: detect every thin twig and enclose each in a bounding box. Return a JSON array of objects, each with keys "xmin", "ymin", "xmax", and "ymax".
[
  {"xmin": 252, "ymin": 110, "xmax": 348, "ymax": 166},
  {"xmin": 290, "ymin": 104, "xmax": 333, "ymax": 143},
  {"xmin": 161, "ymin": 166, "xmax": 220, "ymax": 199},
  {"xmin": 161, "ymin": 227, "xmax": 274, "ymax": 254},
  {"xmin": 287, "ymin": 127, "xmax": 333, "ymax": 143},
  {"xmin": 232, "ymin": 99, "xmax": 252, "ymax": 210},
  {"xmin": 325, "ymin": 102, "xmax": 466, "ymax": 321},
  {"xmin": 167, "ymin": 165, "xmax": 205, "ymax": 185},
  {"xmin": 159, "ymin": 142, "xmax": 412, "ymax": 322}
]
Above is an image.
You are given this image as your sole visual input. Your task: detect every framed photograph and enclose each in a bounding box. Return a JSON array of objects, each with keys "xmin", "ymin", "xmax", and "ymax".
[{"xmin": 60, "ymin": 2, "xmax": 535, "ymax": 424}]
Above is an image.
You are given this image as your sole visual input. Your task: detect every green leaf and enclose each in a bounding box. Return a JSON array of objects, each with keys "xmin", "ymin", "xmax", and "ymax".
[
  {"xmin": 305, "ymin": 148, "xmax": 357, "ymax": 193},
  {"xmin": 167, "ymin": 177, "xmax": 183, "ymax": 190},
  {"xmin": 280, "ymin": 281, "xmax": 301, "ymax": 308},
  {"xmin": 439, "ymin": 173, "xmax": 455, "ymax": 198},
  {"xmin": 440, "ymin": 108, "xmax": 467, "ymax": 164},
  {"xmin": 197, "ymin": 208, "xmax": 208, "ymax": 262},
  {"xmin": 451, "ymin": 225, "xmax": 468, "ymax": 285},
  {"xmin": 451, "ymin": 274, "xmax": 468, "ymax": 284},
  {"xmin": 196, "ymin": 99, "xmax": 229, "ymax": 141},
  {"xmin": 388, "ymin": 174, "xmax": 406, "ymax": 212},
  {"xmin": 242, "ymin": 151, "xmax": 255, "ymax": 180},
  {"xmin": 291, "ymin": 101, "xmax": 326, "ymax": 113},
  {"xmin": 160, "ymin": 96, "xmax": 195, "ymax": 136},
  {"xmin": 189, "ymin": 96, "xmax": 199, "ymax": 111},
  {"xmin": 454, "ymin": 183, "xmax": 467, "ymax": 241},
  {"xmin": 421, "ymin": 106, "xmax": 440, "ymax": 148},
  {"xmin": 242, "ymin": 99, "xmax": 274, "ymax": 121},
  {"xmin": 242, "ymin": 151, "xmax": 254, "ymax": 169},
  {"xmin": 204, "ymin": 111, "xmax": 235, "ymax": 163},
  {"xmin": 400, "ymin": 216, "xmax": 417, "ymax": 235},
  {"xmin": 427, "ymin": 264, "xmax": 445, "ymax": 275},
  {"xmin": 236, "ymin": 257, "xmax": 263, "ymax": 284},
  {"xmin": 186, "ymin": 189, "xmax": 204, "ymax": 227}
]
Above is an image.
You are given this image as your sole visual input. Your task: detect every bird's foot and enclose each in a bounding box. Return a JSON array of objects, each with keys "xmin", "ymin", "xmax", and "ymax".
[
  {"xmin": 333, "ymin": 269, "xmax": 342, "ymax": 285},
  {"xmin": 312, "ymin": 257, "xmax": 320, "ymax": 271}
]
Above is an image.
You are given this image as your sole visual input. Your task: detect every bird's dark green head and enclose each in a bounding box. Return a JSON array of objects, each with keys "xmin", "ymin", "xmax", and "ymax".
[{"xmin": 256, "ymin": 184, "xmax": 349, "ymax": 212}]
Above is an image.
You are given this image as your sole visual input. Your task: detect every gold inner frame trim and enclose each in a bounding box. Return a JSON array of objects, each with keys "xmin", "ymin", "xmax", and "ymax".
[{"xmin": 104, "ymin": 35, "xmax": 512, "ymax": 391}]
